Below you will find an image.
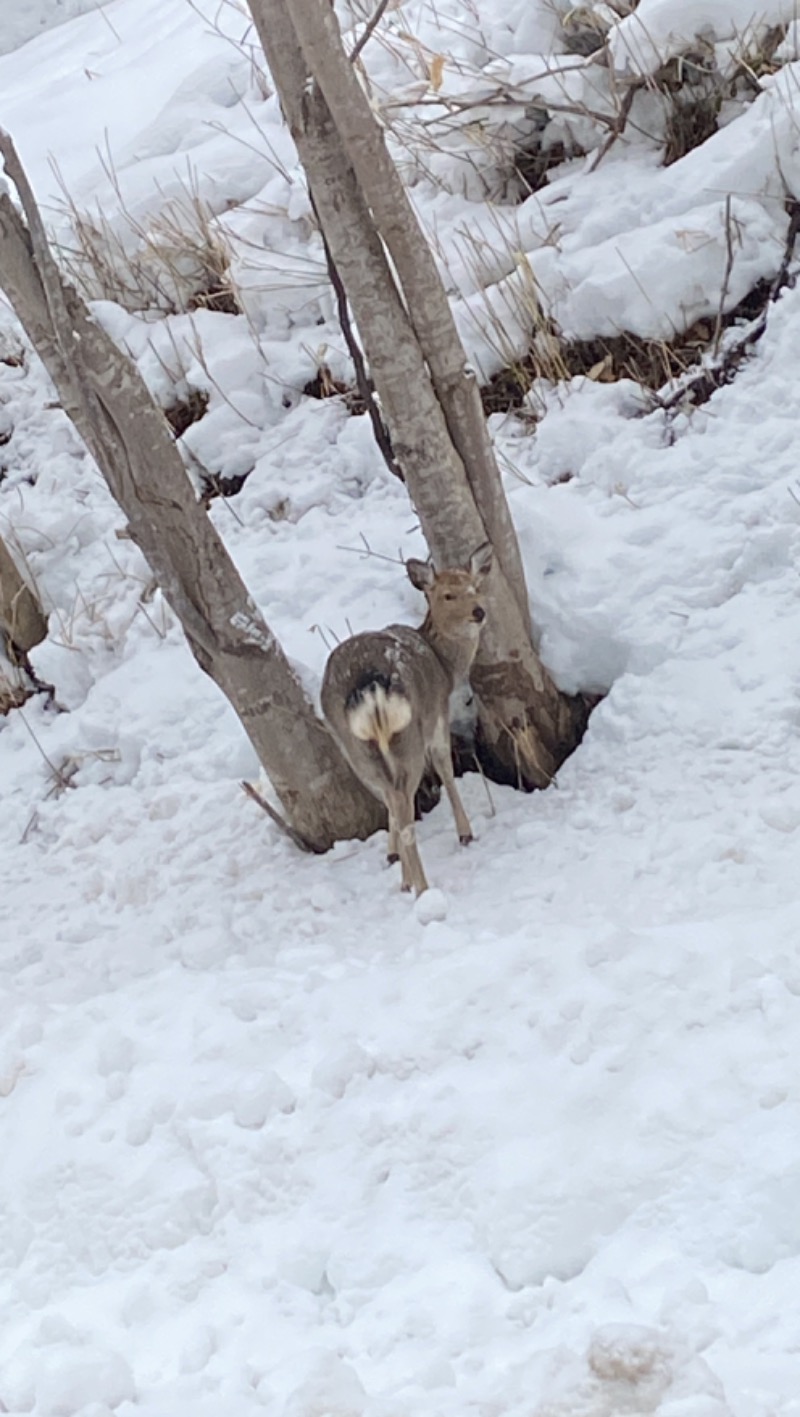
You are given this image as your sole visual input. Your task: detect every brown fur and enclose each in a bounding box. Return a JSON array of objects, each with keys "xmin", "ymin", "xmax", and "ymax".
[{"xmin": 321, "ymin": 544, "xmax": 492, "ymax": 895}]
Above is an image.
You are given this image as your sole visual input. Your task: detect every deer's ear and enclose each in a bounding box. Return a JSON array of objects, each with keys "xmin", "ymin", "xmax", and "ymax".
[
  {"xmin": 469, "ymin": 541, "xmax": 493, "ymax": 579},
  {"xmin": 406, "ymin": 557, "xmax": 436, "ymax": 592}
]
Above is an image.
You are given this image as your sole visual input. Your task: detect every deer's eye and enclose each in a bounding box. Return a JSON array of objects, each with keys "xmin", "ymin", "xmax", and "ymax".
[{"xmin": 443, "ymin": 593, "xmax": 456, "ymax": 601}]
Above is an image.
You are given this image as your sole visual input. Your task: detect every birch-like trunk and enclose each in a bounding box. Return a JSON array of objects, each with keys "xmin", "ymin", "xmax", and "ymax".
[
  {"xmin": 0, "ymin": 530, "xmax": 48, "ymax": 655},
  {"xmin": 281, "ymin": 0, "xmax": 528, "ymax": 616},
  {"xmin": 0, "ymin": 140, "xmax": 383, "ymax": 849},
  {"xmin": 247, "ymin": 0, "xmax": 589, "ymax": 787}
]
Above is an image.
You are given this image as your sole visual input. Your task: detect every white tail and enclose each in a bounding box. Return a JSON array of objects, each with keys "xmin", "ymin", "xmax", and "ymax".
[{"xmin": 321, "ymin": 543, "xmax": 493, "ymax": 895}]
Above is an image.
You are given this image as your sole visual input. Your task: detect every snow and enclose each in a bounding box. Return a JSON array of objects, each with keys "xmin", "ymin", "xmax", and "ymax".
[
  {"xmin": 0, "ymin": 0, "xmax": 116, "ymax": 58},
  {"xmin": 3, "ymin": 1, "xmax": 800, "ymax": 1415},
  {"xmin": 609, "ymin": 0, "xmax": 800, "ymax": 75}
]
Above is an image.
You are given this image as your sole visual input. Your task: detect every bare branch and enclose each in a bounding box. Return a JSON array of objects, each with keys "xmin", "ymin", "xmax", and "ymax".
[
  {"xmin": 308, "ymin": 188, "xmax": 401, "ymax": 480},
  {"xmin": 241, "ymin": 779, "xmax": 319, "ymax": 852},
  {"xmin": 713, "ymin": 194, "xmax": 736, "ymax": 358},
  {"xmin": 349, "ymin": 0, "xmax": 391, "ymax": 64}
]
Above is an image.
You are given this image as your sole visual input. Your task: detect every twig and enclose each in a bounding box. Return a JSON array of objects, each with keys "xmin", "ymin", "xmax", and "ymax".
[
  {"xmin": 18, "ymin": 707, "xmax": 72, "ymax": 786},
  {"xmin": 185, "ymin": 321, "xmax": 260, "ymax": 428},
  {"xmin": 614, "ymin": 243, "xmax": 662, "ymax": 318},
  {"xmin": 85, "ymin": 0, "xmax": 122, "ymax": 41},
  {"xmin": 134, "ymin": 598, "xmax": 169, "ymax": 640},
  {"xmin": 350, "ymin": 0, "xmax": 392, "ymax": 64},
  {"xmin": 334, "ymin": 534, "xmax": 405, "ymax": 564},
  {"xmin": 241, "ymin": 779, "xmax": 317, "ymax": 853},
  {"xmin": 770, "ymin": 192, "xmax": 800, "ymax": 299},
  {"xmin": 309, "ymin": 622, "xmax": 336, "ymax": 651},
  {"xmin": 308, "ymin": 187, "xmax": 402, "ymax": 480},
  {"xmin": 587, "ymin": 83, "xmax": 637, "ymax": 173},
  {"xmin": 472, "ymin": 751, "xmax": 496, "ymax": 817},
  {"xmin": 713, "ymin": 194, "xmax": 736, "ymax": 357}
]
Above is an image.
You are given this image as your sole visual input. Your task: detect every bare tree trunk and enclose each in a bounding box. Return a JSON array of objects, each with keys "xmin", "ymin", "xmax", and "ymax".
[
  {"xmin": 247, "ymin": 0, "xmax": 589, "ymax": 787},
  {"xmin": 0, "ymin": 527, "xmax": 49, "ymax": 714},
  {"xmin": 0, "ymin": 529, "xmax": 47, "ymax": 655},
  {"xmin": 280, "ymin": 0, "xmax": 528, "ymax": 617},
  {"xmin": 0, "ymin": 137, "xmax": 383, "ymax": 849}
]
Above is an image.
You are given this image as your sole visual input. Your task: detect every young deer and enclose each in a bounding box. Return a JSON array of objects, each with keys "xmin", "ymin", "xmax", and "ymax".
[{"xmin": 321, "ymin": 543, "xmax": 493, "ymax": 896}]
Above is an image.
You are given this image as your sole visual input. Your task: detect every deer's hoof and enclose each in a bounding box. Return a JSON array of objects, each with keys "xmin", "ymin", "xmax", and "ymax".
[
  {"xmin": 387, "ymin": 852, "xmax": 400, "ymax": 866},
  {"xmin": 459, "ymin": 833, "xmax": 473, "ymax": 846}
]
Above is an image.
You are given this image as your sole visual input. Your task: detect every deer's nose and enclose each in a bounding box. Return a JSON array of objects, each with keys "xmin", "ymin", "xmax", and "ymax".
[{"xmin": 472, "ymin": 606, "xmax": 485, "ymax": 623}]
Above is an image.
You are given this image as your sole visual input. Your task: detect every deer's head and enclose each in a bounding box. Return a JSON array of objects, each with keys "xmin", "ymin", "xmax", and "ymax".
[{"xmin": 406, "ymin": 542, "xmax": 493, "ymax": 641}]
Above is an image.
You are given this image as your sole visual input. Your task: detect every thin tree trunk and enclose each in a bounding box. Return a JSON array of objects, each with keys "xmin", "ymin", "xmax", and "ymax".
[
  {"xmin": 276, "ymin": 0, "xmax": 530, "ymax": 626},
  {"xmin": 247, "ymin": 0, "xmax": 589, "ymax": 787},
  {"xmin": 0, "ymin": 136, "xmax": 383, "ymax": 849},
  {"xmin": 0, "ymin": 530, "xmax": 47, "ymax": 655}
]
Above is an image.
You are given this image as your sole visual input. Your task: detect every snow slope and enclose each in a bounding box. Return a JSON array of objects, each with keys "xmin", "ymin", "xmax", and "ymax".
[
  {"xmin": 2, "ymin": 2, "xmax": 800, "ymax": 1415},
  {"xmin": 0, "ymin": 0, "xmax": 115, "ymax": 59}
]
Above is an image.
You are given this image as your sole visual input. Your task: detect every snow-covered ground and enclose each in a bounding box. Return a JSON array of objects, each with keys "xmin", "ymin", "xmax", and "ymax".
[
  {"xmin": 0, "ymin": 0, "xmax": 116, "ymax": 58},
  {"xmin": 3, "ymin": 1, "xmax": 800, "ymax": 1414}
]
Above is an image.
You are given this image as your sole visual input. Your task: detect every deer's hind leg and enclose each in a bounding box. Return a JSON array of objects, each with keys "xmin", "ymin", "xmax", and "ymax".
[
  {"xmin": 385, "ymin": 786, "xmax": 428, "ymax": 896},
  {"xmin": 387, "ymin": 817, "xmax": 399, "ymax": 866}
]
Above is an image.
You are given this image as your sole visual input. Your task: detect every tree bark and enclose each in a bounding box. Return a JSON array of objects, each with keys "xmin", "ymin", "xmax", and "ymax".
[
  {"xmin": 247, "ymin": 0, "xmax": 590, "ymax": 787},
  {"xmin": 281, "ymin": 0, "xmax": 529, "ymax": 621},
  {"xmin": 0, "ymin": 530, "xmax": 48, "ymax": 655},
  {"xmin": 0, "ymin": 137, "xmax": 383, "ymax": 849}
]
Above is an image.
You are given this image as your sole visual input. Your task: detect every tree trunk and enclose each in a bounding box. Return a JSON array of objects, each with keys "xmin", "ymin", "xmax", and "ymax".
[
  {"xmin": 247, "ymin": 0, "xmax": 590, "ymax": 787},
  {"xmin": 279, "ymin": 0, "xmax": 529, "ymax": 620},
  {"xmin": 0, "ymin": 137, "xmax": 383, "ymax": 849},
  {"xmin": 0, "ymin": 530, "xmax": 48, "ymax": 655},
  {"xmin": 0, "ymin": 527, "xmax": 49, "ymax": 714}
]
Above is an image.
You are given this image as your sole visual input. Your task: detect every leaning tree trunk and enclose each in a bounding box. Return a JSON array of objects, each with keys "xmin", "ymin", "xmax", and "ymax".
[
  {"xmin": 0, "ymin": 529, "xmax": 48, "ymax": 656},
  {"xmin": 247, "ymin": 0, "xmax": 589, "ymax": 787},
  {"xmin": 0, "ymin": 134, "xmax": 383, "ymax": 850},
  {"xmin": 279, "ymin": 0, "xmax": 528, "ymax": 615},
  {"xmin": 0, "ymin": 527, "xmax": 49, "ymax": 712}
]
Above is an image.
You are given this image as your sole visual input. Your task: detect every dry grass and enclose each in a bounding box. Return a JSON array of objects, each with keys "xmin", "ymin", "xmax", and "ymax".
[
  {"xmin": 512, "ymin": 132, "xmax": 587, "ymax": 196},
  {"xmin": 663, "ymin": 89, "xmax": 721, "ymax": 166},
  {"xmin": 480, "ymin": 277, "xmax": 776, "ymax": 415},
  {"xmin": 560, "ymin": 6, "xmax": 613, "ymax": 57},
  {"xmin": 302, "ymin": 363, "xmax": 370, "ymax": 415},
  {"xmin": 55, "ymin": 169, "xmax": 242, "ymax": 317},
  {"xmin": 730, "ymin": 21, "xmax": 790, "ymax": 92},
  {"xmin": 453, "ymin": 19, "xmax": 798, "ymax": 419},
  {"xmin": 0, "ymin": 666, "xmax": 33, "ymax": 715},
  {"xmin": 163, "ymin": 387, "xmax": 210, "ymax": 438}
]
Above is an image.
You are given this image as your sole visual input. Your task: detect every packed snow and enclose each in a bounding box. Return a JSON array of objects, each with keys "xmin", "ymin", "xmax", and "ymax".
[
  {"xmin": 0, "ymin": 0, "xmax": 116, "ymax": 59},
  {"xmin": 2, "ymin": 1, "xmax": 800, "ymax": 1414}
]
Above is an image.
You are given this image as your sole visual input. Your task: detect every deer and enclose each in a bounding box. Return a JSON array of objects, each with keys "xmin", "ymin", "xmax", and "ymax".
[{"xmin": 321, "ymin": 542, "xmax": 493, "ymax": 896}]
